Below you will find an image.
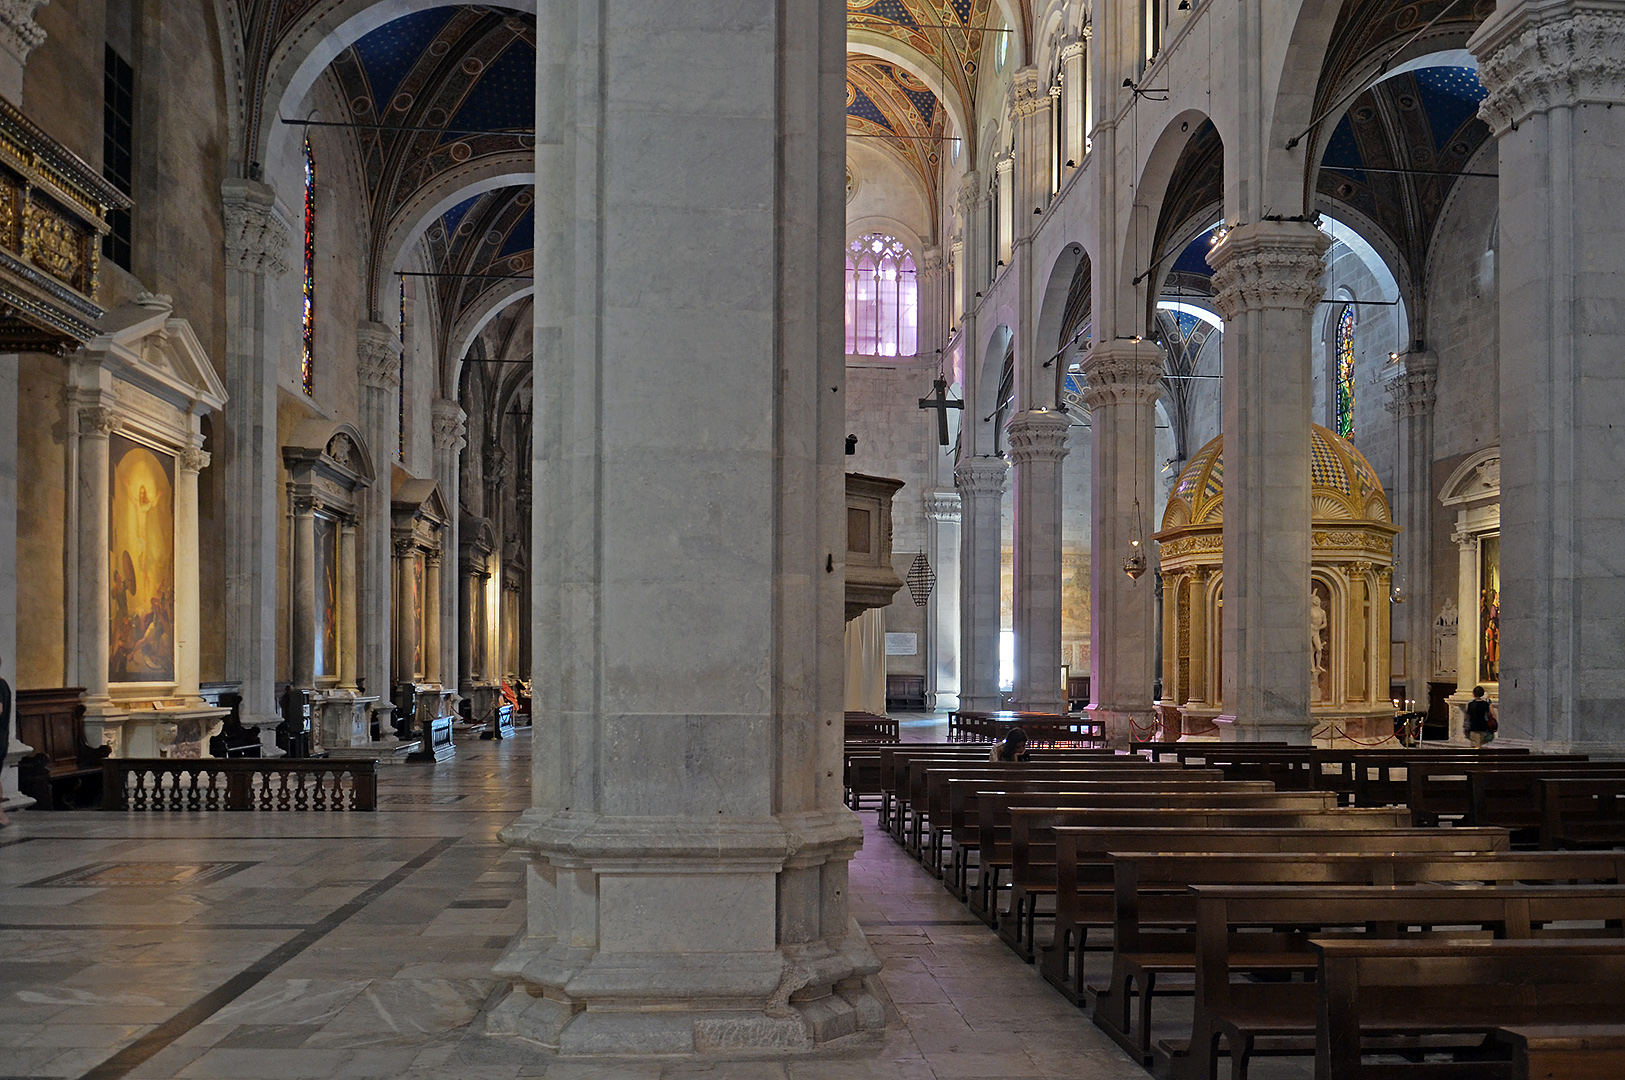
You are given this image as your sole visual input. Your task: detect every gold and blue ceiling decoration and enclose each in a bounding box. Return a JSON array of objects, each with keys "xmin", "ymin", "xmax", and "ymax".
[
  {"xmin": 847, "ymin": 57, "xmax": 946, "ymax": 215},
  {"xmin": 421, "ymin": 184, "xmax": 533, "ymax": 349},
  {"xmin": 327, "ymin": 6, "xmax": 534, "ymax": 310},
  {"xmin": 848, "ymin": 0, "xmax": 998, "ymax": 117}
]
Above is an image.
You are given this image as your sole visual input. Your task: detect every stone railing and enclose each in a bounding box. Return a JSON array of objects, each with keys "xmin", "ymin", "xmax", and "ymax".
[{"xmin": 102, "ymin": 758, "xmax": 378, "ymax": 811}]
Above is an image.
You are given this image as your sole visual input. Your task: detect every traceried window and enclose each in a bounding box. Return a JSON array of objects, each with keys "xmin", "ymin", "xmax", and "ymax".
[
  {"xmin": 845, "ymin": 234, "xmax": 918, "ymax": 357},
  {"xmin": 1335, "ymin": 304, "xmax": 1355, "ymax": 438},
  {"xmin": 301, "ymin": 135, "xmax": 316, "ymax": 397}
]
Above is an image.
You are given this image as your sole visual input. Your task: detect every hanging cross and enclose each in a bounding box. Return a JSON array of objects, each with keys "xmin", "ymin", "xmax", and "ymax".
[{"xmin": 918, "ymin": 378, "xmax": 964, "ymax": 447}]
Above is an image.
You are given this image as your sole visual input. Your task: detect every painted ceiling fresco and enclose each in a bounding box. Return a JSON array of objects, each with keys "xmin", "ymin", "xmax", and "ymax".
[
  {"xmin": 847, "ymin": 0, "xmax": 997, "ymax": 120},
  {"xmin": 847, "ymin": 57, "xmax": 946, "ymax": 214},
  {"xmin": 421, "ymin": 185, "xmax": 534, "ymax": 333}
]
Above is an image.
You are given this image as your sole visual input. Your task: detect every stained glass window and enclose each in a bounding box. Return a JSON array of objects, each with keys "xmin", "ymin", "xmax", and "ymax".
[
  {"xmin": 1335, "ymin": 304, "xmax": 1355, "ymax": 438},
  {"xmin": 845, "ymin": 234, "xmax": 918, "ymax": 357},
  {"xmin": 301, "ymin": 135, "xmax": 316, "ymax": 397}
]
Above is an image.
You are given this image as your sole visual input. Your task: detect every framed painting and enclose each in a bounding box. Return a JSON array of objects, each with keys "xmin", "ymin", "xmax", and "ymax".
[
  {"xmin": 313, "ymin": 514, "xmax": 338, "ymax": 679},
  {"xmin": 109, "ymin": 434, "xmax": 176, "ymax": 684}
]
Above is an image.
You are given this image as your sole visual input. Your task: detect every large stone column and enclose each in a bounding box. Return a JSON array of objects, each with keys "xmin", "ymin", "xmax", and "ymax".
[
  {"xmin": 1385, "ymin": 352, "xmax": 1437, "ymax": 706},
  {"xmin": 221, "ymin": 179, "xmax": 289, "ymax": 730},
  {"xmin": 337, "ymin": 520, "xmax": 359, "ymax": 691},
  {"xmin": 955, "ymin": 457, "xmax": 1008, "ymax": 712},
  {"xmin": 174, "ymin": 446, "xmax": 208, "ymax": 703},
  {"xmin": 357, "ymin": 323, "xmax": 400, "ymax": 702},
  {"xmin": 923, "ymin": 490, "xmax": 961, "ymax": 710},
  {"xmin": 490, "ymin": 2, "xmax": 879, "ymax": 1052},
  {"xmin": 289, "ymin": 497, "xmax": 316, "ymax": 691},
  {"xmin": 1470, "ymin": 3, "xmax": 1625, "ymax": 750},
  {"xmin": 431, "ymin": 398, "xmax": 465, "ymax": 693},
  {"xmin": 1082, "ymin": 345, "xmax": 1163, "ymax": 743},
  {"xmin": 0, "ymin": 351, "xmax": 30, "ymax": 811},
  {"xmin": 1008, "ymin": 410, "xmax": 1070, "ymax": 714},
  {"xmin": 75, "ymin": 403, "xmax": 116, "ymax": 713},
  {"xmin": 1207, "ymin": 221, "xmax": 1329, "ymax": 743}
]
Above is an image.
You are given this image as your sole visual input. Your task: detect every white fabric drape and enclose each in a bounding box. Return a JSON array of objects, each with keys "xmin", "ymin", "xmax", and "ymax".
[{"xmin": 844, "ymin": 606, "xmax": 887, "ymax": 715}]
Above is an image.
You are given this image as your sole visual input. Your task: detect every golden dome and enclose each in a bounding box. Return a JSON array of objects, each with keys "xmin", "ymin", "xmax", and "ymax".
[{"xmin": 1159, "ymin": 424, "xmax": 1391, "ymax": 533}]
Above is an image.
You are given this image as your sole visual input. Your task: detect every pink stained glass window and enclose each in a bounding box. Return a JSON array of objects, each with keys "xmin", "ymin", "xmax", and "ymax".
[{"xmin": 845, "ymin": 234, "xmax": 918, "ymax": 357}]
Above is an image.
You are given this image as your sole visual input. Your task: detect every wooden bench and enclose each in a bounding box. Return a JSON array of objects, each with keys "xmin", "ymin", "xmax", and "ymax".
[
  {"xmin": 885, "ymin": 747, "xmax": 1129, "ymax": 843},
  {"xmin": 1310, "ymin": 748, "xmax": 1531, "ymax": 805},
  {"xmin": 844, "ymin": 712, "xmax": 899, "ymax": 743},
  {"xmin": 999, "ymin": 794, "xmax": 1344, "ymax": 959},
  {"xmin": 1540, "ymin": 777, "xmax": 1625, "ymax": 849},
  {"xmin": 1097, "ymin": 849, "xmax": 1625, "ymax": 1064},
  {"xmin": 104, "ymin": 757, "xmax": 379, "ymax": 811},
  {"xmin": 1398, "ymin": 757, "xmax": 1599, "ymax": 823},
  {"xmin": 979, "ymin": 801, "xmax": 1409, "ymax": 931},
  {"xmin": 939, "ymin": 772, "xmax": 1241, "ymax": 895},
  {"xmin": 842, "ymin": 751, "xmax": 883, "ymax": 809},
  {"xmin": 1178, "ymin": 885, "xmax": 1625, "ymax": 1080},
  {"xmin": 1491, "ymin": 1023, "xmax": 1625, "ymax": 1080},
  {"xmin": 1316, "ymin": 939, "xmax": 1625, "ymax": 1080},
  {"xmin": 1041, "ymin": 826, "xmax": 1509, "ymax": 1006}
]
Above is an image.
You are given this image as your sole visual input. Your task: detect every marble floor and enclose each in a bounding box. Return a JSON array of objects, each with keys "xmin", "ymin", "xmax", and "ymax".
[{"xmin": 0, "ymin": 726, "xmax": 1205, "ymax": 1080}]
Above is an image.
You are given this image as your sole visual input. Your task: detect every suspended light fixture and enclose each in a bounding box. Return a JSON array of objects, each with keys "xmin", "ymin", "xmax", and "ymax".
[{"xmin": 1124, "ymin": 499, "xmax": 1147, "ymax": 581}]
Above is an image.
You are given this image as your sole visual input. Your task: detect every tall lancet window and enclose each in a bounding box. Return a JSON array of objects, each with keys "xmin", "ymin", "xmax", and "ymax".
[
  {"xmin": 1335, "ymin": 304, "xmax": 1355, "ymax": 438},
  {"xmin": 845, "ymin": 234, "xmax": 918, "ymax": 357},
  {"xmin": 301, "ymin": 135, "xmax": 316, "ymax": 397}
]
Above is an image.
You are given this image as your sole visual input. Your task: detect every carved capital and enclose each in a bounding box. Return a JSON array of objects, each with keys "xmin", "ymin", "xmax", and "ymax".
[
  {"xmin": 923, "ymin": 489, "xmax": 962, "ymax": 522},
  {"xmin": 1010, "ymin": 67, "xmax": 1047, "ymax": 120},
  {"xmin": 78, "ymin": 404, "xmax": 117, "ymax": 437},
  {"xmin": 431, "ymin": 397, "xmax": 467, "ymax": 451},
  {"xmin": 178, "ymin": 447, "xmax": 211, "ymax": 473},
  {"xmin": 1080, "ymin": 346, "xmax": 1164, "ymax": 409},
  {"xmin": 1206, "ymin": 222, "xmax": 1330, "ymax": 319},
  {"xmin": 1060, "ymin": 38, "xmax": 1088, "ymax": 62},
  {"xmin": 221, "ymin": 178, "xmax": 290, "ymax": 277},
  {"xmin": 393, "ymin": 535, "xmax": 417, "ymax": 558},
  {"xmin": 0, "ymin": 0, "xmax": 48, "ymax": 66},
  {"xmin": 955, "ymin": 170, "xmax": 985, "ymax": 215},
  {"xmin": 356, "ymin": 321, "xmax": 402, "ymax": 391},
  {"xmin": 954, "ymin": 456, "xmax": 1008, "ymax": 499},
  {"xmin": 1006, "ymin": 410, "xmax": 1071, "ymax": 464},
  {"xmin": 1471, "ymin": 5, "xmax": 1625, "ymax": 136},
  {"xmin": 1384, "ymin": 352, "xmax": 1439, "ymax": 418}
]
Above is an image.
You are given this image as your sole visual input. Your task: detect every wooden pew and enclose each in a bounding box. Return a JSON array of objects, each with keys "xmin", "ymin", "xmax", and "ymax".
[
  {"xmin": 15, "ymin": 687, "xmax": 108, "ymax": 809},
  {"xmin": 1540, "ymin": 777, "xmax": 1625, "ymax": 849},
  {"xmin": 905, "ymin": 759, "xmax": 1179, "ymax": 862},
  {"xmin": 1041, "ymin": 826, "xmax": 1510, "ymax": 1006},
  {"xmin": 1315, "ymin": 940, "xmax": 1625, "ymax": 1080},
  {"xmin": 999, "ymin": 794, "xmax": 1344, "ymax": 959},
  {"xmin": 977, "ymin": 800, "xmax": 1409, "ymax": 931},
  {"xmin": 940, "ymin": 772, "xmax": 1243, "ymax": 896},
  {"xmin": 842, "ymin": 751, "xmax": 883, "ymax": 810},
  {"xmin": 1179, "ymin": 885, "xmax": 1625, "ymax": 1080},
  {"xmin": 1310, "ymin": 747, "xmax": 1531, "ymax": 805},
  {"xmin": 884, "ymin": 747, "xmax": 1130, "ymax": 843},
  {"xmin": 1097, "ymin": 850, "xmax": 1625, "ymax": 1064},
  {"xmin": 843, "ymin": 712, "xmax": 898, "ymax": 743},
  {"xmin": 1492, "ymin": 1024, "xmax": 1625, "ymax": 1080},
  {"xmin": 1404, "ymin": 758, "xmax": 1614, "ymax": 826}
]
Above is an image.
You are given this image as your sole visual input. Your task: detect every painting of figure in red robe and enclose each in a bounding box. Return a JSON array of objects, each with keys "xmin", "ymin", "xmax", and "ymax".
[{"xmin": 109, "ymin": 434, "xmax": 175, "ymax": 683}]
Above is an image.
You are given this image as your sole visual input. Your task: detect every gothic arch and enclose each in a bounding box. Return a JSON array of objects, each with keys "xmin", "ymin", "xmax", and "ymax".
[
  {"xmin": 446, "ymin": 282, "xmax": 533, "ymax": 392},
  {"xmin": 1120, "ymin": 110, "xmax": 1222, "ymax": 338},
  {"xmin": 1034, "ymin": 244, "xmax": 1090, "ymax": 409}
]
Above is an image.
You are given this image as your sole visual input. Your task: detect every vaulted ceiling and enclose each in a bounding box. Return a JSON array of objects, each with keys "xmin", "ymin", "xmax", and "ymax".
[{"xmin": 846, "ymin": 58, "xmax": 945, "ymax": 212}]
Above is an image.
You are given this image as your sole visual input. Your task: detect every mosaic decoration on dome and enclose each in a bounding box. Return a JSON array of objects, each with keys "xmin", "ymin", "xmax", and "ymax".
[
  {"xmin": 847, "ymin": 0, "xmax": 998, "ymax": 123},
  {"xmin": 847, "ymin": 57, "xmax": 947, "ymax": 217},
  {"xmin": 421, "ymin": 185, "xmax": 533, "ymax": 335},
  {"xmin": 1163, "ymin": 426, "xmax": 1389, "ymax": 532}
]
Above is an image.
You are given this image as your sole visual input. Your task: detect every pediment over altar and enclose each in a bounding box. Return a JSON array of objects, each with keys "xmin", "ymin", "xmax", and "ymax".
[{"xmin": 82, "ymin": 295, "xmax": 226, "ymax": 417}]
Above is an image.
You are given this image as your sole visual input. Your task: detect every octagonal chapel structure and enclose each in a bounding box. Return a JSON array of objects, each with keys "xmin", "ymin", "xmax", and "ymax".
[{"xmin": 1155, "ymin": 426, "xmax": 1400, "ymax": 744}]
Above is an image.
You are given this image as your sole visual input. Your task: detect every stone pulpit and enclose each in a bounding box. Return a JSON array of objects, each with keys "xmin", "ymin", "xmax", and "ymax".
[
  {"xmin": 844, "ymin": 472, "xmax": 906, "ymax": 622},
  {"xmin": 1155, "ymin": 426, "xmax": 1398, "ymax": 744},
  {"xmin": 282, "ymin": 421, "xmax": 379, "ymax": 753}
]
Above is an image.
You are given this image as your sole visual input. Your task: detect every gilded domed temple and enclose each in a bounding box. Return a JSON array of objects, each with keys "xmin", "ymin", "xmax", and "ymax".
[{"xmin": 1155, "ymin": 427, "xmax": 1400, "ymax": 743}]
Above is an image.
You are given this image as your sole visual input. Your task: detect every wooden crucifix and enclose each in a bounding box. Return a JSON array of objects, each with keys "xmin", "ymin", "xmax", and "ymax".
[{"xmin": 918, "ymin": 378, "xmax": 964, "ymax": 446}]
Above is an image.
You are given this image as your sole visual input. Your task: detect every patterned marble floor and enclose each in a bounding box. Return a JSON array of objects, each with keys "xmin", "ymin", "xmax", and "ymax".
[{"xmin": 0, "ymin": 727, "xmax": 1202, "ymax": 1080}]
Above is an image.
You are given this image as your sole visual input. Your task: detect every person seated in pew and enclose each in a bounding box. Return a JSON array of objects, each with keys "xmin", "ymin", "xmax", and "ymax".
[{"xmin": 990, "ymin": 727, "xmax": 1031, "ymax": 763}]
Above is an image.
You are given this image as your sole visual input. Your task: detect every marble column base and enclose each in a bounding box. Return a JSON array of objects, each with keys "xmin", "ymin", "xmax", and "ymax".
[
  {"xmin": 1086, "ymin": 706, "xmax": 1151, "ymax": 749},
  {"xmin": 1214, "ymin": 714, "xmax": 1316, "ymax": 745},
  {"xmin": 2, "ymin": 734, "xmax": 37, "ymax": 811},
  {"xmin": 314, "ymin": 692, "xmax": 379, "ymax": 751},
  {"xmin": 491, "ymin": 808, "xmax": 883, "ymax": 1054},
  {"xmin": 958, "ymin": 691, "xmax": 1005, "ymax": 712}
]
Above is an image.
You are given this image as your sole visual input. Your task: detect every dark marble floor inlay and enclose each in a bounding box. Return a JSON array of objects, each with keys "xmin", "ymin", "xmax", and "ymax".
[{"xmin": 24, "ymin": 861, "xmax": 258, "ymax": 888}]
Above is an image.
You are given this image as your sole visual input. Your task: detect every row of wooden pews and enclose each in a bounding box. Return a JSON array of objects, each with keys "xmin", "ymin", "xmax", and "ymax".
[{"xmin": 856, "ymin": 738, "xmax": 1625, "ymax": 1079}]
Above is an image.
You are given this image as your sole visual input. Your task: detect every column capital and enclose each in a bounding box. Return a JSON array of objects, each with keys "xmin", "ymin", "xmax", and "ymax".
[
  {"xmin": 0, "ymin": 1, "xmax": 48, "ymax": 69},
  {"xmin": 1006, "ymin": 409, "xmax": 1071, "ymax": 464},
  {"xmin": 178, "ymin": 447, "xmax": 210, "ymax": 474},
  {"xmin": 1060, "ymin": 36, "xmax": 1089, "ymax": 62},
  {"xmin": 1009, "ymin": 66, "xmax": 1047, "ymax": 120},
  {"xmin": 956, "ymin": 172, "xmax": 986, "ymax": 215},
  {"xmin": 431, "ymin": 396, "xmax": 467, "ymax": 451},
  {"xmin": 923, "ymin": 488, "xmax": 962, "ymax": 522},
  {"xmin": 1384, "ymin": 351, "xmax": 1439, "ymax": 417},
  {"xmin": 1471, "ymin": 1, "xmax": 1625, "ymax": 136},
  {"xmin": 1080, "ymin": 344, "xmax": 1164, "ymax": 408},
  {"xmin": 221, "ymin": 178, "xmax": 290, "ymax": 276},
  {"xmin": 77, "ymin": 404, "xmax": 117, "ymax": 437},
  {"xmin": 357, "ymin": 321, "xmax": 402, "ymax": 390},
  {"xmin": 954, "ymin": 455, "xmax": 1009, "ymax": 497},
  {"xmin": 1206, "ymin": 221, "xmax": 1330, "ymax": 319}
]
